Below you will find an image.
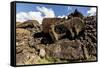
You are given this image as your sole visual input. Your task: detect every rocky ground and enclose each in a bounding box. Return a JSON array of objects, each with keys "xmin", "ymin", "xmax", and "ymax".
[{"xmin": 16, "ymin": 16, "xmax": 97, "ymax": 65}]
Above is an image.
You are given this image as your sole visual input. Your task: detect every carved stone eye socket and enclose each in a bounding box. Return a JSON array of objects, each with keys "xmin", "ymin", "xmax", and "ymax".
[{"xmin": 54, "ymin": 24, "xmax": 66, "ymax": 34}]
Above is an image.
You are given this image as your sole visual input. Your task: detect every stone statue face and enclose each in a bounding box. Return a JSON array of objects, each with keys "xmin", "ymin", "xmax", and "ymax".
[{"xmin": 49, "ymin": 17, "xmax": 85, "ymax": 41}]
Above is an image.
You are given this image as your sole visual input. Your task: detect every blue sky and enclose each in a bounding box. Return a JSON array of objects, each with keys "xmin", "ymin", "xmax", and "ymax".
[
  {"xmin": 16, "ymin": 3, "xmax": 91, "ymax": 16},
  {"xmin": 16, "ymin": 3, "xmax": 96, "ymax": 23}
]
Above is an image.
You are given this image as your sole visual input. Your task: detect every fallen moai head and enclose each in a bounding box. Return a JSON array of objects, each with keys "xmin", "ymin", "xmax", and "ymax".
[
  {"xmin": 42, "ymin": 9, "xmax": 85, "ymax": 42},
  {"xmin": 49, "ymin": 17, "xmax": 85, "ymax": 41}
]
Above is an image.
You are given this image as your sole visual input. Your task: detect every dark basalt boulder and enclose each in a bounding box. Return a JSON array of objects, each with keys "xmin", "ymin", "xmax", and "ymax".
[{"xmin": 45, "ymin": 40, "xmax": 85, "ymax": 61}]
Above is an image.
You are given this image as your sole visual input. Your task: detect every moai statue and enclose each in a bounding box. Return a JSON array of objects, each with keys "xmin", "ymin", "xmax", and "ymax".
[
  {"xmin": 42, "ymin": 9, "xmax": 85, "ymax": 42},
  {"xmin": 49, "ymin": 17, "xmax": 85, "ymax": 41}
]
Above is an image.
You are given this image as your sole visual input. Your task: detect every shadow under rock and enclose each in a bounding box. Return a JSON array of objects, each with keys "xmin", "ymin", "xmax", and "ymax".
[{"xmin": 33, "ymin": 31, "xmax": 54, "ymax": 44}]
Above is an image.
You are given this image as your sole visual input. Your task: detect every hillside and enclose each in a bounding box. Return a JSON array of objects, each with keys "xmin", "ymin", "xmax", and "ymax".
[{"xmin": 16, "ymin": 16, "xmax": 97, "ymax": 65}]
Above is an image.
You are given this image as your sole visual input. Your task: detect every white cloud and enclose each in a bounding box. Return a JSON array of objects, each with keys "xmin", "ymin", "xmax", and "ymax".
[
  {"xmin": 58, "ymin": 15, "xmax": 65, "ymax": 18},
  {"xmin": 16, "ymin": 12, "xmax": 29, "ymax": 22},
  {"xmin": 87, "ymin": 7, "xmax": 96, "ymax": 16},
  {"xmin": 28, "ymin": 11, "xmax": 43, "ymax": 24},
  {"xmin": 67, "ymin": 6, "xmax": 72, "ymax": 11},
  {"xmin": 36, "ymin": 6, "xmax": 55, "ymax": 18},
  {"xmin": 16, "ymin": 11, "xmax": 43, "ymax": 23},
  {"xmin": 58, "ymin": 15, "xmax": 68, "ymax": 19},
  {"xmin": 16, "ymin": 6, "xmax": 55, "ymax": 24}
]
